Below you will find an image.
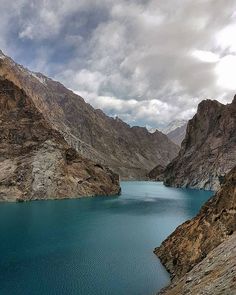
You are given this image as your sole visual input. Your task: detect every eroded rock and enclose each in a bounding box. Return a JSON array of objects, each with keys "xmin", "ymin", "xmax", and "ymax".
[
  {"xmin": 0, "ymin": 78, "xmax": 120, "ymax": 201},
  {"xmin": 164, "ymin": 98, "xmax": 236, "ymax": 190},
  {"xmin": 155, "ymin": 166, "xmax": 236, "ymax": 294}
]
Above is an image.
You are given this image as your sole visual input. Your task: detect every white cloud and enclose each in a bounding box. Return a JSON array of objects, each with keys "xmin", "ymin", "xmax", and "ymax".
[
  {"xmin": 192, "ymin": 50, "xmax": 220, "ymax": 63},
  {"xmin": 1, "ymin": 0, "xmax": 236, "ymax": 128},
  {"xmin": 216, "ymin": 23, "xmax": 236, "ymax": 53},
  {"xmin": 216, "ymin": 55, "xmax": 236, "ymax": 90}
]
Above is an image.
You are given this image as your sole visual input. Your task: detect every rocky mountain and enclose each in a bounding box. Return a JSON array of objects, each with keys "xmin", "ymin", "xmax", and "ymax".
[
  {"xmin": 166, "ymin": 123, "xmax": 187, "ymax": 146},
  {"xmin": 149, "ymin": 120, "xmax": 187, "ymax": 146},
  {"xmin": 164, "ymin": 97, "xmax": 236, "ymax": 190},
  {"xmin": 155, "ymin": 165, "xmax": 236, "ymax": 294},
  {"xmin": 161, "ymin": 120, "xmax": 187, "ymax": 135},
  {"xmin": 147, "ymin": 164, "xmax": 165, "ymax": 181},
  {"xmin": 0, "ymin": 50, "xmax": 179, "ymax": 179},
  {"xmin": 0, "ymin": 77, "xmax": 120, "ymax": 202}
]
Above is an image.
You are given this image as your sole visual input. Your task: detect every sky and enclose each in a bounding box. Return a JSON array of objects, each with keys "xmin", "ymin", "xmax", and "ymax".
[{"xmin": 0, "ymin": 0, "xmax": 236, "ymax": 128}]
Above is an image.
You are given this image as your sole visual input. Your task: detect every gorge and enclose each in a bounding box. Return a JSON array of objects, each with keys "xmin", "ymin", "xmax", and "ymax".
[
  {"xmin": 0, "ymin": 49, "xmax": 235, "ymax": 295},
  {"xmin": 0, "ymin": 181, "xmax": 212, "ymax": 295}
]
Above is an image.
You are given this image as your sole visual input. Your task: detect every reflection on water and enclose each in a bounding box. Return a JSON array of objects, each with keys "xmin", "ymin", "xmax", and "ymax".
[{"xmin": 0, "ymin": 181, "xmax": 212, "ymax": 295}]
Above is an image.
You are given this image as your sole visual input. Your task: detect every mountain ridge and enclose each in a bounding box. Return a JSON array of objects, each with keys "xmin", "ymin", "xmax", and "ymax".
[
  {"xmin": 0, "ymin": 77, "xmax": 120, "ymax": 201},
  {"xmin": 163, "ymin": 97, "xmax": 236, "ymax": 190},
  {"xmin": 0, "ymin": 49, "xmax": 179, "ymax": 179}
]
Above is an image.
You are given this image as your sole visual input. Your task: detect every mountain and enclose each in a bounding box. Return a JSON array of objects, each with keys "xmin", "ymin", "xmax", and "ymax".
[
  {"xmin": 0, "ymin": 50, "xmax": 179, "ymax": 179},
  {"xmin": 166, "ymin": 122, "xmax": 187, "ymax": 146},
  {"xmin": 161, "ymin": 120, "xmax": 187, "ymax": 135},
  {"xmin": 147, "ymin": 164, "xmax": 165, "ymax": 181},
  {"xmin": 0, "ymin": 77, "xmax": 120, "ymax": 201},
  {"xmin": 151, "ymin": 120, "xmax": 188, "ymax": 146},
  {"xmin": 164, "ymin": 97, "xmax": 236, "ymax": 190},
  {"xmin": 155, "ymin": 165, "xmax": 236, "ymax": 294}
]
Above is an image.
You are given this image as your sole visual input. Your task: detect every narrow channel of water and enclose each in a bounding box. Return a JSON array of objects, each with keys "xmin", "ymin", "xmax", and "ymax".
[{"xmin": 0, "ymin": 181, "xmax": 212, "ymax": 295}]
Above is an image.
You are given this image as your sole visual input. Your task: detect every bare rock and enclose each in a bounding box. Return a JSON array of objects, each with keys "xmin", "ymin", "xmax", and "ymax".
[
  {"xmin": 164, "ymin": 98, "xmax": 236, "ymax": 190},
  {"xmin": 158, "ymin": 232, "xmax": 236, "ymax": 295},
  {"xmin": 155, "ymin": 166, "xmax": 236, "ymax": 294},
  {"xmin": 147, "ymin": 164, "xmax": 165, "ymax": 181},
  {"xmin": 0, "ymin": 50, "xmax": 179, "ymax": 179},
  {"xmin": 0, "ymin": 78, "xmax": 120, "ymax": 201}
]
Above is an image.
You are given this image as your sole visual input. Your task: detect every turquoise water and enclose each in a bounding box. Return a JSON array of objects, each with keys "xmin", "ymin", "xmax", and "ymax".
[{"xmin": 0, "ymin": 181, "xmax": 212, "ymax": 295}]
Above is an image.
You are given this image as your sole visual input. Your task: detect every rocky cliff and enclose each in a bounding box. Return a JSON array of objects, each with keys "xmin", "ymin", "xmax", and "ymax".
[
  {"xmin": 155, "ymin": 166, "xmax": 236, "ymax": 294},
  {"xmin": 147, "ymin": 164, "xmax": 165, "ymax": 181},
  {"xmin": 0, "ymin": 77, "xmax": 120, "ymax": 201},
  {"xmin": 164, "ymin": 97, "xmax": 236, "ymax": 190},
  {"xmin": 0, "ymin": 50, "xmax": 179, "ymax": 179},
  {"xmin": 158, "ymin": 231, "xmax": 236, "ymax": 295}
]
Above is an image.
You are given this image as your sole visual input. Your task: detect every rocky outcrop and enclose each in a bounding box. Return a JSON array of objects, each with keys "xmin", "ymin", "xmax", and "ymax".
[
  {"xmin": 0, "ymin": 77, "xmax": 120, "ymax": 202},
  {"xmin": 0, "ymin": 50, "xmax": 179, "ymax": 179},
  {"xmin": 158, "ymin": 232, "xmax": 236, "ymax": 295},
  {"xmin": 147, "ymin": 164, "xmax": 165, "ymax": 181},
  {"xmin": 155, "ymin": 166, "xmax": 236, "ymax": 293},
  {"xmin": 164, "ymin": 97, "xmax": 236, "ymax": 190}
]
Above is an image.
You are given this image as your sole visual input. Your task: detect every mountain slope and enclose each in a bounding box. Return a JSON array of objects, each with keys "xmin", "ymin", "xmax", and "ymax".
[
  {"xmin": 0, "ymin": 50, "xmax": 179, "ymax": 179},
  {"xmin": 155, "ymin": 166, "xmax": 236, "ymax": 294},
  {"xmin": 161, "ymin": 120, "xmax": 187, "ymax": 135},
  {"xmin": 0, "ymin": 77, "xmax": 120, "ymax": 201},
  {"xmin": 166, "ymin": 123, "xmax": 187, "ymax": 146},
  {"xmin": 164, "ymin": 97, "xmax": 236, "ymax": 190}
]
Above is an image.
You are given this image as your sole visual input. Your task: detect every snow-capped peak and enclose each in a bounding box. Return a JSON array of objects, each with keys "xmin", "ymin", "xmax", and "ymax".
[
  {"xmin": 160, "ymin": 120, "xmax": 187, "ymax": 134},
  {"xmin": 0, "ymin": 50, "xmax": 6, "ymax": 60}
]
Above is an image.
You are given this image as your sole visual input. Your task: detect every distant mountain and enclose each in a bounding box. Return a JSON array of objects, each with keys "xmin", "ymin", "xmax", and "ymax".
[
  {"xmin": 150, "ymin": 120, "xmax": 188, "ymax": 146},
  {"xmin": 161, "ymin": 120, "xmax": 187, "ymax": 135},
  {"xmin": 0, "ymin": 49, "xmax": 179, "ymax": 180},
  {"xmin": 164, "ymin": 97, "xmax": 236, "ymax": 190},
  {"xmin": 166, "ymin": 123, "xmax": 188, "ymax": 146}
]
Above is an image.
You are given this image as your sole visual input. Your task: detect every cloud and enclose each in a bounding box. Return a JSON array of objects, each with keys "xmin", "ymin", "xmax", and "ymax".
[
  {"xmin": 192, "ymin": 50, "xmax": 220, "ymax": 63},
  {"xmin": 0, "ymin": 0, "xmax": 236, "ymax": 128},
  {"xmin": 216, "ymin": 55, "xmax": 236, "ymax": 90}
]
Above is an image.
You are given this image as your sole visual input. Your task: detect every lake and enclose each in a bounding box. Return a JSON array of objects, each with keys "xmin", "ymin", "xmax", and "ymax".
[{"xmin": 0, "ymin": 181, "xmax": 213, "ymax": 295}]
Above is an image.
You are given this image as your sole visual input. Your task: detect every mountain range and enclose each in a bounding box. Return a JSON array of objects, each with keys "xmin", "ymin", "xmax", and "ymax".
[
  {"xmin": 150, "ymin": 120, "xmax": 187, "ymax": 146},
  {"xmin": 0, "ymin": 50, "xmax": 179, "ymax": 182},
  {"xmin": 1, "ymin": 49, "xmax": 236, "ymax": 294}
]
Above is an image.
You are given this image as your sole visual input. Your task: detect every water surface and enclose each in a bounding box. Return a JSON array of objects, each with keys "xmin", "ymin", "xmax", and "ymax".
[{"xmin": 0, "ymin": 181, "xmax": 212, "ymax": 295}]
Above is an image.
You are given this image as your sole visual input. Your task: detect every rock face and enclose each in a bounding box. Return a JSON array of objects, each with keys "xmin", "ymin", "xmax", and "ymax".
[
  {"xmin": 155, "ymin": 166, "xmax": 236, "ymax": 293},
  {"xmin": 0, "ymin": 50, "xmax": 179, "ymax": 179},
  {"xmin": 147, "ymin": 164, "xmax": 165, "ymax": 181},
  {"xmin": 166, "ymin": 123, "xmax": 187, "ymax": 146},
  {"xmin": 158, "ymin": 232, "xmax": 236, "ymax": 295},
  {"xmin": 164, "ymin": 98, "xmax": 236, "ymax": 190},
  {"xmin": 0, "ymin": 77, "xmax": 120, "ymax": 201}
]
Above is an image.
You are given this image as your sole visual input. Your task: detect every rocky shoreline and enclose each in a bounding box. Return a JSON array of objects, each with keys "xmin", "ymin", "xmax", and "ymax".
[{"xmin": 155, "ymin": 166, "xmax": 236, "ymax": 294}]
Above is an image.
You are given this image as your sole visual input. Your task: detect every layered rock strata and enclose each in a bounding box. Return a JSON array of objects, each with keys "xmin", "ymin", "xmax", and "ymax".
[
  {"xmin": 164, "ymin": 97, "xmax": 236, "ymax": 190},
  {"xmin": 0, "ymin": 78, "xmax": 120, "ymax": 201},
  {"xmin": 0, "ymin": 50, "xmax": 179, "ymax": 179},
  {"xmin": 155, "ymin": 166, "xmax": 236, "ymax": 294}
]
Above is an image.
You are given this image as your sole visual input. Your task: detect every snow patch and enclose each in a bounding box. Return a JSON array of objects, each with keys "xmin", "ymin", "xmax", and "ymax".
[
  {"xmin": 161, "ymin": 120, "xmax": 187, "ymax": 134},
  {"xmin": 0, "ymin": 52, "xmax": 6, "ymax": 60},
  {"xmin": 30, "ymin": 72, "xmax": 47, "ymax": 85}
]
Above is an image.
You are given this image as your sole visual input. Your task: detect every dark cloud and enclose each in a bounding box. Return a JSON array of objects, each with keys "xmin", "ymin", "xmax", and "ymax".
[{"xmin": 0, "ymin": 0, "xmax": 236, "ymax": 127}]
